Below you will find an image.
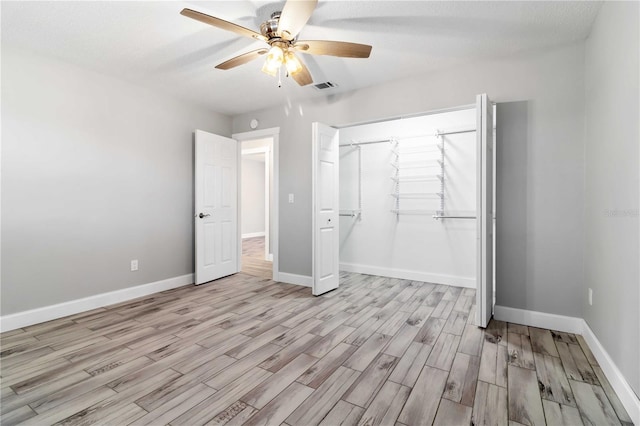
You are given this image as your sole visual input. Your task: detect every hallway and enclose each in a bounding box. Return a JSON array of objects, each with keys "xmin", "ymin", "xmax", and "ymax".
[{"xmin": 241, "ymin": 236, "xmax": 272, "ymax": 280}]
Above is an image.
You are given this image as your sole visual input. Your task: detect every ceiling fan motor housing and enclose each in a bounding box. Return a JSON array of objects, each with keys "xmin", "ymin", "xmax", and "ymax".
[{"xmin": 260, "ymin": 12, "xmax": 282, "ymax": 40}]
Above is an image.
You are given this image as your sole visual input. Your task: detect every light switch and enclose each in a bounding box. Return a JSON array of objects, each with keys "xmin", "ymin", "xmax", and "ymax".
[{"xmin": 288, "ymin": 193, "xmax": 294, "ymax": 203}]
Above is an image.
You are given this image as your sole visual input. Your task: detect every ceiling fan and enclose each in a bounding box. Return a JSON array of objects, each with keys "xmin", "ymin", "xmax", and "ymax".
[{"xmin": 180, "ymin": 0, "xmax": 372, "ymax": 86}]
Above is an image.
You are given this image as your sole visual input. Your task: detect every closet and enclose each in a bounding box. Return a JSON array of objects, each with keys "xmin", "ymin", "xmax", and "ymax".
[
  {"xmin": 339, "ymin": 107, "xmax": 478, "ymax": 288},
  {"xmin": 311, "ymin": 96, "xmax": 495, "ymax": 327}
]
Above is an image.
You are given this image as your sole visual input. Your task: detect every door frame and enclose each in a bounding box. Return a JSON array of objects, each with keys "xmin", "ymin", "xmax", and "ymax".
[{"xmin": 233, "ymin": 127, "xmax": 280, "ymax": 282}]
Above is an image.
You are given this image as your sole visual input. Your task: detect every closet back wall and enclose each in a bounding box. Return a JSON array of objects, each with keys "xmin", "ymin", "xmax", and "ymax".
[{"xmin": 339, "ymin": 109, "xmax": 476, "ymax": 287}]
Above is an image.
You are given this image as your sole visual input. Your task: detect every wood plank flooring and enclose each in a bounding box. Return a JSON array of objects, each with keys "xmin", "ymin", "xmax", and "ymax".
[
  {"xmin": 1, "ymin": 272, "xmax": 633, "ymax": 426},
  {"xmin": 241, "ymin": 236, "xmax": 272, "ymax": 280}
]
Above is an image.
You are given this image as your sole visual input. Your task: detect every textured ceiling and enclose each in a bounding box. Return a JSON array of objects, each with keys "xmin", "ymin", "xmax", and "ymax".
[{"xmin": 2, "ymin": 1, "xmax": 602, "ymax": 115}]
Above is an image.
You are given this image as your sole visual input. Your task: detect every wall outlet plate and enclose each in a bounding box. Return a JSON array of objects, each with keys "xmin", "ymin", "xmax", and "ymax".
[{"xmin": 131, "ymin": 260, "xmax": 139, "ymax": 271}]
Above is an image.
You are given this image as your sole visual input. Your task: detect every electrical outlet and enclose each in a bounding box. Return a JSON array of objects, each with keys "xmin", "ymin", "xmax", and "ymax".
[
  {"xmin": 288, "ymin": 193, "xmax": 294, "ymax": 203},
  {"xmin": 131, "ymin": 259, "xmax": 139, "ymax": 271},
  {"xmin": 588, "ymin": 288, "xmax": 593, "ymax": 306}
]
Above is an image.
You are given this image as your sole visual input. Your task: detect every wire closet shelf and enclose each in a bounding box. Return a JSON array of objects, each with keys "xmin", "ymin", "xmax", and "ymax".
[{"xmin": 339, "ymin": 128, "xmax": 479, "ymax": 220}]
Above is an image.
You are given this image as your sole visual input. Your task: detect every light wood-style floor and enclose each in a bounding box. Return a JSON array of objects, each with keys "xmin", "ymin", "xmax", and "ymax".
[
  {"xmin": 241, "ymin": 236, "xmax": 272, "ymax": 280},
  {"xmin": 0, "ymin": 273, "xmax": 632, "ymax": 425}
]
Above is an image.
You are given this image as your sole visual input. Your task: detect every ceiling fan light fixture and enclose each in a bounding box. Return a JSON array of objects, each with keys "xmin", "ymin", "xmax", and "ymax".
[
  {"xmin": 261, "ymin": 45, "xmax": 284, "ymax": 77},
  {"xmin": 284, "ymin": 51, "xmax": 302, "ymax": 75}
]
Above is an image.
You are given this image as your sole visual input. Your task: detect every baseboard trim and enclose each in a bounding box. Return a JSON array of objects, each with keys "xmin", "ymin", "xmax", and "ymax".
[
  {"xmin": 242, "ymin": 232, "xmax": 265, "ymax": 239},
  {"xmin": 493, "ymin": 305, "xmax": 584, "ymax": 334},
  {"xmin": 581, "ymin": 320, "xmax": 640, "ymax": 425},
  {"xmin": 0, "ymin": 274, "xmax": 194, "ymax": 332},
  {"xmin": 339, "ymin": 262, "xmax": 475, "ymax": 288},
  {"xmin": 494, "ymin": 305, "xmax": 639, "ymax": 424},
  {"xmin": 277, "ymin": 272, "xmax": 312, "ymax": 288}
]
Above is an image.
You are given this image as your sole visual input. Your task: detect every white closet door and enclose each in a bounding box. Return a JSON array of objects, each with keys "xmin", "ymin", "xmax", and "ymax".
[
  {"xmin": 312, "ymin": 122, "xmax": 340, "ymax": 296},
  {"xmin": 476, "ymin": 94, "xmax": 494, "ymax": 327},
  {"xmin": 194, "ymin": 130, "xmax": 239, "ymax": 285}
]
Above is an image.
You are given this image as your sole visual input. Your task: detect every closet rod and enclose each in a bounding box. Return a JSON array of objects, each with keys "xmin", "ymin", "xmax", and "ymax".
[
  {"xmin": 432, "ymin": 215, "xmax": 476, "ymax": 220},
  {"xmin": 438, "ymin": 129, "xmax": 477, "ymax": 136},
  {"xmin": 339, "ymin": 138, "xmax": 395, "ymax": 147},
  {"xmin": 339, "ymin": 211, "xmax": 361, "ymax": 217},
  {"xmin": 340, "ymin": 127, "xmax": 477, "ymax": 147}
]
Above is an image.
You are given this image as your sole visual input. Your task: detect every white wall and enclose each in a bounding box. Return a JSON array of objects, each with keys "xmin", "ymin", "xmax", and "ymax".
[
  {"xmin": 584, "ymin": 2, "xmax": 639, "ymax": 396},
  {"xmin": 241, "ymin": 156, "xmax": 266, "ymax": 237},
  {"xmin": 339, "ymin": 109, "xmax": 476, "ymax": 287},
  {"xmin": 233, "ymin": 42, "xmax": 586, "ymax": 318},
  {"xmin": 1, "ymin": 46, "xmax": 231, "ymax": 315}
]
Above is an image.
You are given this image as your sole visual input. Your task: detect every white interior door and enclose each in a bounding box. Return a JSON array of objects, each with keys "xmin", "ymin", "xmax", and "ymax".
[
  {"xmin": 312, "ymin": 123, "xmax": 340, "ymax": 296},
  {"xmin": 194, "ymin": 130, "xmax": 239, "ymax": 285},
  {"xmin": 476, "ymin": 94, "xmax": 494, "ymax": 327}
]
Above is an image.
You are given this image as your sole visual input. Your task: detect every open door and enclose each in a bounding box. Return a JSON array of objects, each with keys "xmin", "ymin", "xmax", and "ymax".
[
  {"xmin": 194, "ymin": 130, "xmax": 239, "ymax": 285},
  {"xmin": 312, "ymin": 123, "xmax": 340, "ymax": 296},
  {"xmin": 476, "ymin": 94, "xmax": 494, "ymax": 327}
]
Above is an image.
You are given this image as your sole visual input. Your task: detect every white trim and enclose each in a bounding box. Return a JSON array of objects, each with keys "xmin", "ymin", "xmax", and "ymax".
[
  {"xmin": 340, "ymin": 262, "xmax": 475, "ymax": 289},
  {"xmin": 242, "ymin": 232, "xmax": 265, "ymax": 239},
  {"xmin": 333, "ymin": 104, "xmax": 477, "ymax": 129},
  {"xmin": 493, "ymin": 305, "xmax": 583, "ymax": 334},
  {"xmin": 277, "ymin": 272, "xmax": 312, "ymax": 288},
  {"xmin": 0, "ymin": 274, "xmax": 194, "ymax": 332},
  {"xmin": 582, "ymin": 320, "xmax": 640, "ymax": 426},
  {"xmin": 236, "ymin": 140, "xmax": 243, "ymax": 275},
  {"xmin": 311, "ymin": 123, "xmax": 318, "ymax": 294},
  {"xmin": 263, "ymin": 147, "xmax": 270, "ymax": 262},
  {"xmin": 233, "ymin": 128, "xmax": 279, "ymax": 283},
  {"xmin": 242, "ymin": 147, "xmax": 268, "ymax": 156},
  {"xmin": 233, "ymin": 127, "xmax": 280, "ymax": 141},
  {"xmin": 493, "ymin": 305, "xmax": 640, "ymax": 425}
]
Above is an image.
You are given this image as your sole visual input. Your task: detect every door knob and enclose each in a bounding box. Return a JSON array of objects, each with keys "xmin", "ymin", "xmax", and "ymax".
[{"xmin": 198, "ymin": 213, "xmax": 210, "ymax": 219}]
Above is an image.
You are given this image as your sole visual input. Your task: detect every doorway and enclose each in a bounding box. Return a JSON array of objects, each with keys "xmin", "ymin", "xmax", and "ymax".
[
  {"xmin": 312, "ymin": 96, "xmax": 495, "ymax": 327},
  {"xmin": 233, "ymin": 127, "xmax": 280, "ymax": 282},
  {"xmin": 240, "ymin": 139, "xmax": 272, "ymax": 279}
]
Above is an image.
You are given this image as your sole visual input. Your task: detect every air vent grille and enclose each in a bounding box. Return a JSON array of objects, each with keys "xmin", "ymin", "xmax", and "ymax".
[{"xmin": 313, "ymin": 81, "xmax": 337, "ymax": 90}]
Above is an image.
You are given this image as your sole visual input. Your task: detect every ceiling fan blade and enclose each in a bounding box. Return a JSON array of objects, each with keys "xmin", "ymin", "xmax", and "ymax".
[
  {"xmin": 290, "ymin": 56, "xmax": 313, "ymax": 86},
  {"xmin": 294, "ymin": 40, "xmax": 372, "ymax": 58},
  {"xmin": 215, "ymin": 49, "xmax": 268, "ymax": 70},
  {"xmin": 181, "ymin": 8, "xmax": 267, "ymax": 42},
  {"xmin": 277, "ymin": 0, "xmax": 318, "ymax": 41}
]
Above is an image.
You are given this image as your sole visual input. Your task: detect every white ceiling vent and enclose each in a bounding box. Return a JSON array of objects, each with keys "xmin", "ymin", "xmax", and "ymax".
[{"xmin": 313, "ymin": 81, "xmax": 338, "ymax": 90}]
